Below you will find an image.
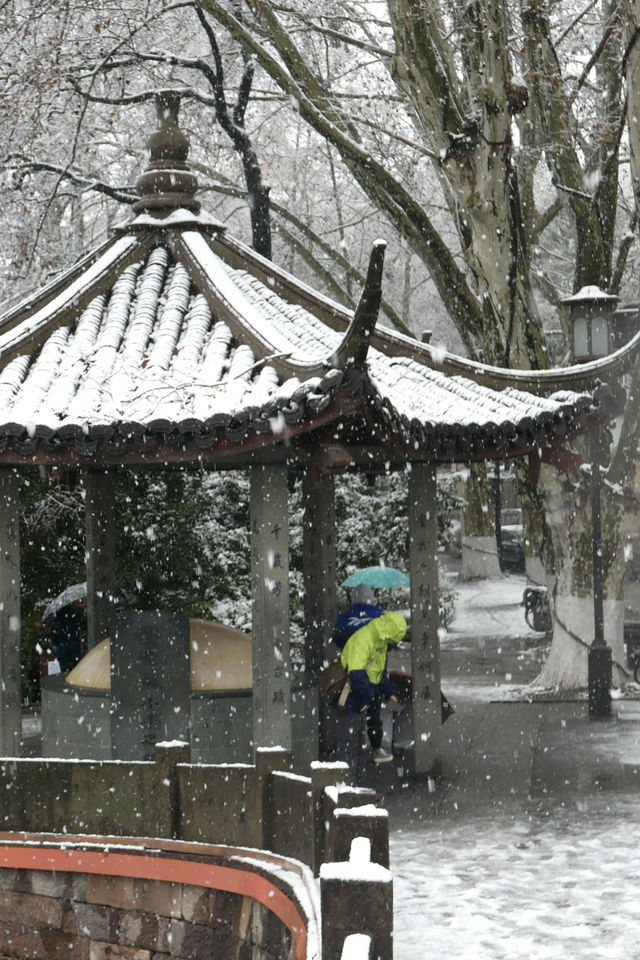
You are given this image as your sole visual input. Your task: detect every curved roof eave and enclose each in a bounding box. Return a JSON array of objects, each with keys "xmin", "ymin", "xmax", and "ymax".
[
  {"xmin": 0, "ymin": 218, "xmax": 622, "ymax": 470},
  {"xmin": 0, "ymin": 366, "xmax": 616, "ymax": 469},
  {"xmin": 209, "ymin": 228, "xmax": 640, "ymax": 395}
]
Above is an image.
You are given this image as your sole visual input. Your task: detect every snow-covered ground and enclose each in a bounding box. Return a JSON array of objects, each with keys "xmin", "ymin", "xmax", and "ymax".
[
  {"xmin": 444, "ymin": 574, "xmax": 533, "ymax": 639},
  {"xmin": 389, "ymin": 574, "xmax": 640, "ymax": 960},
  {"xmin": 392, "ymin": 805, "xmax": 640, "ymax": 960}
]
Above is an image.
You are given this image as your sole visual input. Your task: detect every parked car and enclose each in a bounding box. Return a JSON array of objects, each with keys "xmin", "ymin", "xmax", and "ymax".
[{"xmin": 500, "ymin": 508, "xmax": 525, "ymax": 573}]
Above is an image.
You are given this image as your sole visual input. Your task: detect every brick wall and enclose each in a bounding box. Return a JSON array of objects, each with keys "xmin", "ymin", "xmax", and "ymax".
[{"xmin": 0, "ymin": 837, "xmax": 311, "ymax": 960}]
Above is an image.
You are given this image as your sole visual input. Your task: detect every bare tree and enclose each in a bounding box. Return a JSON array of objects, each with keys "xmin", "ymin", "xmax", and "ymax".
[
  {"xmin": 193, "ymin": 0, "xmax": 640, "ymax": 688},
  {"xmin": 4, "ymin": 0, "xmax": 640, "ymax": 686},
  {"xmin": 1, "ymin": 1, "xmax": 420, "ymax": 331}
]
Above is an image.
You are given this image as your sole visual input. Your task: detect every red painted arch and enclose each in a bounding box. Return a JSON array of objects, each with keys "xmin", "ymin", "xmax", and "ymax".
[{"xmin": 0, "ymin": 842, "xmax": 308, "ymax": 960}]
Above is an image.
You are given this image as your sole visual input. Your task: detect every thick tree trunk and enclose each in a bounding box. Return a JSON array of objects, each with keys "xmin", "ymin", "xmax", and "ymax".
[
  {"xmin": 460, "ymin": 463, "xmax": 501, "ymax": 580},
  {"xmin": 200, "ymin": 0, "xmax": 636, "ymax": 693},
  {"xmin": 535, "ymin": 464, "xmax": 627, "ymax": 690}
]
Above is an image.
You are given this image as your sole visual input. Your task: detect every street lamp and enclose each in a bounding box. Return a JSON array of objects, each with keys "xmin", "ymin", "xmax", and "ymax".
[
  {"xmin": 588, "ymin": 427, "xmax": 611, "ymax": 718},
  {"xmin": 561, "ymin": 286, "xmax": 614, "ymax": 714},
  {"xmin": 561, "ymin": 286, "xmax": 619, "ymax": 363}
]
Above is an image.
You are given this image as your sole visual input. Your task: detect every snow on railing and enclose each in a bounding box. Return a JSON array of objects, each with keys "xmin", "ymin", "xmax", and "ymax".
[
  {"xmin": 341, "ymin": 932, "xmax": 372, "ymax": 960},
  {"xmin": 320, "ymin": 834, "xmax": 393, "ymax": 960}
]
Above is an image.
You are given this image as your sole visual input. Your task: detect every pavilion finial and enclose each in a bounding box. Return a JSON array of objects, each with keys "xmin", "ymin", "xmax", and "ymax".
[
  {"xmin": 330, "ymin": 240, "xmax": 386, "ymax": 370},
  {"xmin": 133, "ymin": 91, "xmax": 200, "ymax": 216}
]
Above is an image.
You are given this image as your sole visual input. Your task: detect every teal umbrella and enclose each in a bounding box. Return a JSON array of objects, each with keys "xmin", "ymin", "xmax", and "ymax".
[{"xmin": 341, "ymin": 566, "xmax": 410, "ymax": 589}]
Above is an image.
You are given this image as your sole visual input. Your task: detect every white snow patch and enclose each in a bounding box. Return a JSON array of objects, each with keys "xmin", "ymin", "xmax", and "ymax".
[
  {"xmin": 335, "ymin": 804, "xmax": 387, "ymax": 819},
  {"xmin": 320, "ymin": 859, "xmax": 391, "ymax": 882},
  {"xmin": 341, "ymin": 933, "xmax": 371, "ymax": 960}
]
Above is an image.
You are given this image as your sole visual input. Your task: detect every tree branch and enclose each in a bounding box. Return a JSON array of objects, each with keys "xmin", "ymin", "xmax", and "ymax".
[
  {"xmin": 71, "ymin": 7, "xmax": 273, "ymax": 259},
  {"xmin": 3, "ymin": 156, "xmax": 137, "ymax": 204},
  {"xmin": 569, "ymin": 16, "xmax": 618, "ymax": 102},
  {"xmin": 521, "ymin": 0, "xmax": 608, "ymax": 288},
  {"xmin": 267, "ymin": 10, "xmax": 393, "ymax": 61},
  {"xmin": 194, "ymin": 7, "xmax": 271, "ymax": 257},
  {"xmin": 554, "ymin": 0, "xmax": 600, "ymax": 47},
  {"xmin": 532, "ymin": 195, "xmax": 565, "ymax": 242},
  {"xmin": 69, "ymin": 78, "xmax": 216, "ymax": 109},
  {"xmin": 196, "ymin": 168, "xmax": 412, "ymax": 333},
  {"xmin": 195, "ymin": 0, "xmax": 483, "ymax": 336},
  {"xmin": 610, "ymin": 215, "xmax": 638, "ymax": 295}
]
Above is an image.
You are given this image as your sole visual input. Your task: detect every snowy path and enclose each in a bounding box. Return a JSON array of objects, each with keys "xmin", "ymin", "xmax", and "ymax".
[
  {"xmin": 388, "ymin": 575, "xmax": 640, "ymax": 960},
  {"xmin": 391, "ymin": 805, "xmax": 640, "ymax": 960}
]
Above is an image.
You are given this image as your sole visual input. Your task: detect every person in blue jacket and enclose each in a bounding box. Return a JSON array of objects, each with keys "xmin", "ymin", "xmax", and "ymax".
[
  {"xmin": 339, "ymin": 611, "xmax": 406, "ymax": 764},
  {"xmin": 52, "ymin": 598, "xmax": 87, "ymax": 672},
  {"xmin": 332, "ymin": 584, "xmax": 382, "ymax": 650}
]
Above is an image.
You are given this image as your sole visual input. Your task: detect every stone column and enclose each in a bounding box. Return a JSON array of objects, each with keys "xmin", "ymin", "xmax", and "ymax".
[
  {"xmin": 302, "ymin": 467, "xmax": 337, "ymax": 675},
  {"xmin": 408, "ymin": 462, "xmax": 441, "ymax": 776},
  {"xmin": 85, "ymin": 469, "xmax": 117, "ymax": 649},
  {"xmin": 250, "ymin": 465, "xmax": 291, "ymax": 751},
  {"xmin": 301, "ymin": 467, "xmax": 337, "ymax": 764},
  {"xmin": 0, "ymin": 468, "xmax": 21, "ymax": 756}
]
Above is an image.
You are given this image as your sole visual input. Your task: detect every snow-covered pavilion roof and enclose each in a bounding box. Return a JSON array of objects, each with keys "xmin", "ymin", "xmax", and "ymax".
[{"xmin": 0, "ymin": 95, "xmax": 627, "ymax": 471}]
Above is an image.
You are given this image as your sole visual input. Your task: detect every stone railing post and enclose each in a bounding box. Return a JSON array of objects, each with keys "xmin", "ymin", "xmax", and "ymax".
[
  {"xmin": 332, "ymin": 805, "xmax": 389, "ymax": 869},
  {"xmin": 322, "ymin": 784, "xmax": 377, "ymax": 865},
  {"xmin": 255, "ymin": 746, "xmax": 293, "ymax": 850},
  {"xmin": 310, "ymin": 760, "xmax": 348, "ymax": 874},
  {"xmin": 154, "ymin": 740, "xmax": 191, "ymax": 839},
  {"xmin": 341, "ymin": 934, "xmax": 372, "ymax": 959},
  {"xmin": 320, "ymin": 837, "xmax": 393, "ymax": 960}
]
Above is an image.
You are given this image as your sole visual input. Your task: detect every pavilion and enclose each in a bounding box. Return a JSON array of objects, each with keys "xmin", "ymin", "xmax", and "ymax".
[{"xmin": 0, "ymin": 93, "xmax": 633, "ymax": 775}]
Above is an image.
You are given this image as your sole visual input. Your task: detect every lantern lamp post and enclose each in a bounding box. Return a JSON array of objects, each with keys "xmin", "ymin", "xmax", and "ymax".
[
  {"xmin": 561, "ymin": 285, "xmax": 616, "ymax": 715},
  {"xmin": 561, "ymin": 285, "xmax": 619, "ymax": 363},
  {"xmin": 588, "ymin": 426, "xmax": 611, "ymax": 717}
]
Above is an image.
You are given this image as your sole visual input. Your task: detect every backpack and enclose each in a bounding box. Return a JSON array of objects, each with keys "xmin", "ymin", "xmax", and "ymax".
[
  {"xmin": 332, "ymin": 602, "xmax": 382, "ymax": 650},
  {"xmin": 318, "ymin": 651, "xmax": 377, "ymax": 715},
  {"xmin": 318, "ymin": 657, "xmax": 348, "ymax": 703}
]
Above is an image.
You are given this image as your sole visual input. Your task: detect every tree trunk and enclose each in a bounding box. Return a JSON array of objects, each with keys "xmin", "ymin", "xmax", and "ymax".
[
  {"xmin": 460, "ymin": 463, "xmax": 501, "ymax": 580},
  {"xmin": 196, "ymin": 0, "xmax": 635, "ymax": 692},
  {"xmin": 513, "ymin": 459, "xmax": 554, "ymax": 587},
  {"xmin": 534, "ymin": 463, "xmax": 627, "ymax": 689}
]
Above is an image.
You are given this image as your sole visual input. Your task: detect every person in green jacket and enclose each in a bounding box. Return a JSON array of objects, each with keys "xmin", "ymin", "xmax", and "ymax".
[{"xmin": 339, "ymin": 611, "xmax": 407, "ymax": 763}]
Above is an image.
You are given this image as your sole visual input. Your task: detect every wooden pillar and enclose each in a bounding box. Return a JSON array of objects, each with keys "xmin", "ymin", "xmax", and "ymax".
[
  {"xmin": 0, "ymin": 468, "xmax": 21, "ymax": 756},
  {"xmin": 302, "ymin": 467, "xmax": 337, "ymax": 675},
  {"xmin": 85, "ymin": 469, "xmax": 118, "ymax": 649},
  {"xmin": 408, "ymin": 462, "xmax": 441, "ymax": 776},
  {"xmin": 251, "ymin": 465, "xmax": 291, "ymax": 751}
]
